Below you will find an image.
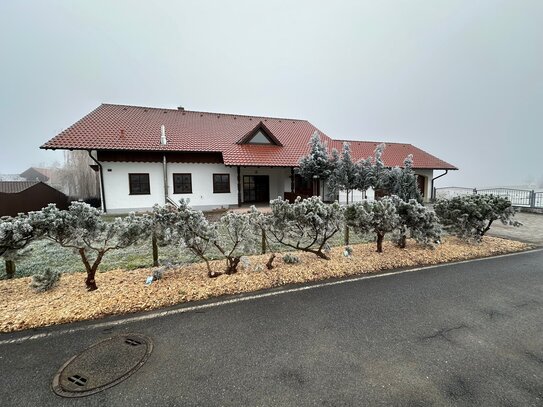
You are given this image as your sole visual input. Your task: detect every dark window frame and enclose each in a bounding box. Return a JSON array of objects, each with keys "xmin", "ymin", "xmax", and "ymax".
[
  {"xmin": 173, "ymin": 173, "xmax": 192, "ymax": 194},
  {"xmin": 129, "ymin": 173, "xmax": 151, "ymax": 195},
  {"xmin": 213, "ymin": 173, "xmax": 231, "ymax": 193}
]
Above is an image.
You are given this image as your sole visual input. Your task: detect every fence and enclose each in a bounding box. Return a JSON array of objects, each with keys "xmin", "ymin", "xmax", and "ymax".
[{"xmin": 435, "ymin": 187, "xmax": 543, "ymax": 209}]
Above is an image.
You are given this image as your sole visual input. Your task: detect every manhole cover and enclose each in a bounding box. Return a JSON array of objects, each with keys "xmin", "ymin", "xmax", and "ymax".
[{"xmin": 52, "ymin": 333, "xmax": 153, "ymax": 398}]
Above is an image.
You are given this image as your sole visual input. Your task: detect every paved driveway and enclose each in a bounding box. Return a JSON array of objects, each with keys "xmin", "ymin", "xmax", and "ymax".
[{"xmin": 488, "ymin": 212, "xmax": 543, "ymax": 245}]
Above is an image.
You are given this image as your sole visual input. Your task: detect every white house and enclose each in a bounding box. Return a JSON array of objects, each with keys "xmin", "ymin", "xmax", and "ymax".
[{"xmin": 42, "ymin": 104, "xmax": 457, "ymax": 213}]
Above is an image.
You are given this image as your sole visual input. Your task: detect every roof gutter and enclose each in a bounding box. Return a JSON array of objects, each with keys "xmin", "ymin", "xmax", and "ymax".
[
  {"xmin": 431, "ymin": 170, "xmax": 449, "ymax": 201},
  {"xmin": 87, "ymin": 150, "xmax": 107, "ymax": 213}
]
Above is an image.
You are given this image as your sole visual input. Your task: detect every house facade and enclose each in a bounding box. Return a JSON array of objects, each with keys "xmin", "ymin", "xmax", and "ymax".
[{"xmin": 42, "ymin": 104, "xmax": 457, "ymax": 213}]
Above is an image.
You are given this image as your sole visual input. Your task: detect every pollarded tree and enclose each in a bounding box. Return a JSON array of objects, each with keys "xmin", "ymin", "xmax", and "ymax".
[
  {"xmin": 391, "ymin": 196, "xmax": 441, "ymax": 249},
  {"xmin": 29, "ymin": 202, "xmax": 149, "ymax": 290},
  {"xmin": 0, "ymin": 214, "xmax": 35, "ymax": 279},
  {"xmin": 175, "ymin": 200, "xmax": 257, "ymax": 277},
  {"xmin": 345, "ymin": 197, "xmax": 400, "ymax": 253},
  {"xmin": 434, "ymin": 194, "xmax": 521, "ymax": 242},
  {"xmin": 298, "ymin": 131, "xmax": 332, "ymax": 198},
  {"xmin": 266, "ymin": 196, "xmax": 344, "ymax": 260}
]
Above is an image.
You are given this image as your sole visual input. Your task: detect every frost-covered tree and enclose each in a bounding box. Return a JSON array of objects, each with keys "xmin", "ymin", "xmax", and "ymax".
[
  {"xmin": 391, "ymin": 196, "xmax": 441, "ymax": 248},
  {"xmin": 248, "ymin": 207, "xmax": 277, "ymax": 269},
  {"xmin": 266, "ymin": 196, "xmax": 343, "ymax": 259},
  {"xmin": 371, "ymin": 143, "xmax": 388, "ymax": 191},
  {"xmin": 150, "ymin": 204, "xmax": 182, "ymax": 266},
  {"xmin": 298, "ymin": 131, "xmax": 332, "ymax": 198},
  {"xmin": 387, "ymin": 155, "xmax": 422, "ymax": 203},
  {"xmin": 30, "ymin": 202, "xmax": 149, "ymax": 290},
  {"xmin": 175, "ymin": 200, "xmax": 257, "ymax": 277},
  {"xmin": 328, "ymin": 142, "xmax": 358, "ymax": 204},
  {"xmin": 0, "ymin": 214, "xmax": 35, "ymax": 279},
  {"xmin": 345, "ymin": 197, "xmax": 400, "ymax": 253},
  {"xmin": 327, "ymin": 142, "xmax": 358, "ymax": 244},
  {"xmin": 355, "ymin": 157, "xmax": 374, "ymax": 194},
  {"xmin": 434, "ymin": 194, "xmax": 521, "ymax": 242}
]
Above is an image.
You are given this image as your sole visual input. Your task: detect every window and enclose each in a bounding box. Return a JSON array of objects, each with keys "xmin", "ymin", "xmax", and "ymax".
[
  {"xmin": 247, "ymin": 130, "xmax": 273, "ymax": 144},
  {"xmin": 213, "ymin": 173, "xmax": 230, "ymax": 193},
  {"xmin": 129, "ymin": 173, "xmax": 150, "ymax": 195},
  {"xmin": 173, "ymin": 173, "xmax": 192, "ymax": 194}
]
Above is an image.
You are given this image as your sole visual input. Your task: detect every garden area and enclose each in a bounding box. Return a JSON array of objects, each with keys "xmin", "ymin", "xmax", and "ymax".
[{"xmin": 0, "ymin": 140, "xmax": 528, "ymax": 332}]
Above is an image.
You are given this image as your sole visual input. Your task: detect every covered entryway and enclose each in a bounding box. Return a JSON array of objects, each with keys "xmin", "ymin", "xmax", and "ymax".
[{"xmin": 243, "ymin": 175, "xmax": 270, "ymax": 203}]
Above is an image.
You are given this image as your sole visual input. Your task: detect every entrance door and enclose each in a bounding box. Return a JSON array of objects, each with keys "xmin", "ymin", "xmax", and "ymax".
[{"xmin": 243, "ymin": 175, "xmax": 270, "ymax": 203}]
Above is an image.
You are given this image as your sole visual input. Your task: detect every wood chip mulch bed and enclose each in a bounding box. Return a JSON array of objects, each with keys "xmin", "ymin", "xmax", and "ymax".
[{"xmin": 0, "ymin": 236, "xmax": 531, "ymax": 333}]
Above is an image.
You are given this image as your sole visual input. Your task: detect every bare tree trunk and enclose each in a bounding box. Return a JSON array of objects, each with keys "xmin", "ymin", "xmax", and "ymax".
[
  {"xmin": 266, "ymin": 253, "xmax": 276, "ymax": 270},
  {"xmin": 5, "ymin": 260, "xmax": 15, "ymax": 279},
  {"xmin": 152, "ymin": 233, "xmax": 159, "ymax": 267},
  {"xmin": 376, "ymin": 232, "xmax": 384, "ymax": 253},
  {"xmin": 225, "ymin": 256, "xmax": 241, "ymax": 275},
  {"xmin": 344, "ymin": 190, "xmax": 350, "ymax": 245},
  {"xmin": 79, "ymin": 248, "xmax": 103, "ymax": 291},
  {"xmin": 261, "ymin": 230, "xmax": 266, "ymax": 254}
]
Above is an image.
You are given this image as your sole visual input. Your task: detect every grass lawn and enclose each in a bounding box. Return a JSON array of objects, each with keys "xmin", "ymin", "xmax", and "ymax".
[{"xmin": 0, "ymin": 224, "xmax": 370, "ymax": 280}]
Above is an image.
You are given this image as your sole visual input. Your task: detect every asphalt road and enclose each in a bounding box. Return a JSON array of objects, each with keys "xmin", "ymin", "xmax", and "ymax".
[{"xmin": 1, "ymin": 249, "xmax": 543, "ymax": 406}]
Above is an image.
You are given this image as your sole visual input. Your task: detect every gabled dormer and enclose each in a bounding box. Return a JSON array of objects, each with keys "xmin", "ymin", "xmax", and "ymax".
[{"xmin": 237, "ymin": 121, "xmax": 283, "ymax": 146}]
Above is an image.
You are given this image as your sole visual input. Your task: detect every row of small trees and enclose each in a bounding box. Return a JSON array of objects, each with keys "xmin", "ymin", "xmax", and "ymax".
[
  {"xmin": 298, "ymin": 132, "xmax": 422, "ymax": 204},
  {"xmin": 1, "ymin": 193, "xmax": 519, "ymax": 291}
]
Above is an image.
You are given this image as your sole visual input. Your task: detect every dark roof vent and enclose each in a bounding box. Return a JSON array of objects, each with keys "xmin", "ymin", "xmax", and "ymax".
[{"xmin": 177, "ymin": 106, "xmax": 184, "ymax": 111}]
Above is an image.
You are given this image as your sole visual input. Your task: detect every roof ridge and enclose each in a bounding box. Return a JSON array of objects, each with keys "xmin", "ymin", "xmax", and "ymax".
[
  {"xmin": 100, "ymin": 103, "xmax": 308, "ymax": 122},
  {"xmin": 332, "ymin": 139, "xmax": 413, "ymax": 146}
]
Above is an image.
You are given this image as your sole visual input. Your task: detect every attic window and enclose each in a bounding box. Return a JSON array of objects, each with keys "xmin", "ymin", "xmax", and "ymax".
[
  {"xmin": 249, "ymin": 130, "xmax": 273, "ymax": 144},
  {"xmin": 238, "ymin": 122, "xmax": 282, "ymax": 146}
]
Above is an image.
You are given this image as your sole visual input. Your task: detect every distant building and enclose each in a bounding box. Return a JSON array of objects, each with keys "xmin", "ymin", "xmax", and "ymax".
[{"xmin": 0, "ymin": 181, "xmax": 69, "ymax": 216}]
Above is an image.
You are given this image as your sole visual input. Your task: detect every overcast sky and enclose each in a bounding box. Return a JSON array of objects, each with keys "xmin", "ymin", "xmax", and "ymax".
[{"xmin": 0, "ymin": 0, "xmax": 541, "ymax": 188}]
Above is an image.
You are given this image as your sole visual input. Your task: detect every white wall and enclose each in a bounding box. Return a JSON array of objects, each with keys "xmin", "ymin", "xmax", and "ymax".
[
  {"xmin": 167, "ymin": 163, "xmax": 238, "ymax": 209},
  {"xmin": 101, "ymin": 161, "xmax": 164, "ymax": 213},
  {"xmin": 101, "ymin": 161, "xmax": 238, "ymax": 213}
]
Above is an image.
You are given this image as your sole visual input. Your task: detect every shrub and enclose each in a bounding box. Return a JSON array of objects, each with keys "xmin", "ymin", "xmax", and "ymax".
[
  {"xmin": 266, "ymin": 196, "xmax": 343, "ymax": 260},
  {"xmin": 174, "ymin": 200, "xmax": 258, "ymax": 277},
  {"xmin": 282, "ymin": 253, "xmax": 301, "ymax": 264},
  {"xmin": 392, "ymin": 197, "xmax": 441, "ymax": 248},
  {"xmin": 345, "ymin": 197, "xmax": 400, "ymax": 253},
  {"xmin": 30, "ymin": 268, "xmax": 61, "ymax": 292},
  {"xmin": 434, "ymin": 194, "xmax": 521, "ymax": 242},
  {"xmin": 0, "ymin": 214, "xmax": 36, "ymax": 279},
  {"xmin": 344, "ymin": 246, "xmax": 353, "ymax": 257},
  {"xmin": 29, "ymin": 202, "xmax": 149, "ymax": 290}
]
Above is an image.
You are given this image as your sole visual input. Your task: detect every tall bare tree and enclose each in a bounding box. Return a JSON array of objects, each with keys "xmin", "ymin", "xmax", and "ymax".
[{"xmin": 60, "ymin": 151, "xmax": 99, "ymax": 199}]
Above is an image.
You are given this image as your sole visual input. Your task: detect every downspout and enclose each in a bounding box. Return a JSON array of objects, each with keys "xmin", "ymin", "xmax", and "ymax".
[
  {"xmin": 431, "ymin": 170, "xmax": 449, "ymax": 201},
  {"xmin": 163, "ymin": 154, "xmax": 168, "ymax": 204},
  {"xmin": 87, "ymin": 150, "xmax": 106, "ymax": 213}
]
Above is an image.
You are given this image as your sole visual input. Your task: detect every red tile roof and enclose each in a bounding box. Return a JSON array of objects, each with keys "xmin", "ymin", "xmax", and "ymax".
[{"xmin": 42, "ymin": 104, "xmax": 457, "ymax": 170}]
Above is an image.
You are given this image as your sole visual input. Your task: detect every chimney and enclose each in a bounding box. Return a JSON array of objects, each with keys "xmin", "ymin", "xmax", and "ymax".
[
  {"xmin": 160, "ymin": 125, "xmax": 167, "ymax": 145},
  {"xmin": 177, "ymin": 106, "xmax": 185, "ymax": 111},
  {"xmin": 120, "ymin": 129, "xmax": 125, "ymax": 139}
]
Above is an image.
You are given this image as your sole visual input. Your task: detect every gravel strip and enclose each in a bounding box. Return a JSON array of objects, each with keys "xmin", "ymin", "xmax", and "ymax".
[{"xmin": 0, "ymin": 237, "xmax": 529, "ymax": 333}]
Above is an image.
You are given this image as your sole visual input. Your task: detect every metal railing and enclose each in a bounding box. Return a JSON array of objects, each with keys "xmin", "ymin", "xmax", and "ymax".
[{"xmin": 435, "ymin": 187, "xmax": 543, "ymax": 209}]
